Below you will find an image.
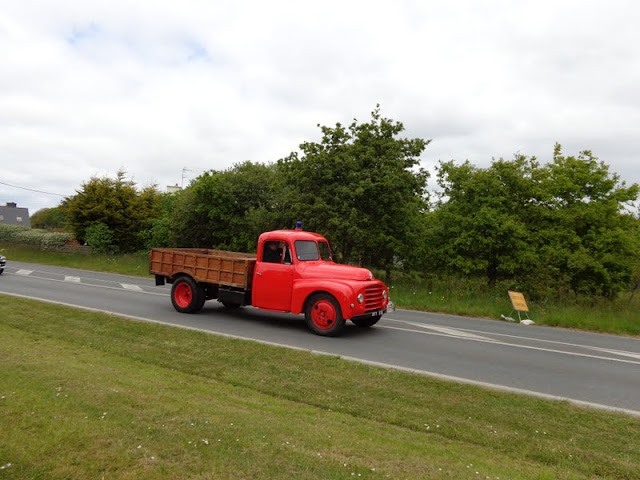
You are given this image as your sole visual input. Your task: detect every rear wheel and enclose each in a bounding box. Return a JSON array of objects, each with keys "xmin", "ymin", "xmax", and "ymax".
[
  {"xmin": 305, "ymin": 293, "xmax": 345, "ymax": 336},
  {"xmin": 351, "ymin": 314, "xmax": 381, "ymax": 327},
  {"xmin": 171, "ymin": 276, "xmax": 204, "ymax": 313}
]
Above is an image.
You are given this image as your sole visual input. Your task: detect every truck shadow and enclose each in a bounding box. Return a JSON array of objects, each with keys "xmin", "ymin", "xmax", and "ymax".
[{"xmin": 201, "ymin": 303, "xmax": 380, "ymax": 338}]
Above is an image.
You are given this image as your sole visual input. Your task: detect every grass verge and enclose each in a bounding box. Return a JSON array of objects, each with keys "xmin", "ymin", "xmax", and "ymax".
[
  {"xmin": 1, "ymin": 295, "xmax": 639, "ymax": 479},
  {"xmin": 2, "ymin": 245, "xmax": 149, "ymax": 276},
  {"xmin": 391, "ymin": 278, "xmax": 640, "ymax": 336}
]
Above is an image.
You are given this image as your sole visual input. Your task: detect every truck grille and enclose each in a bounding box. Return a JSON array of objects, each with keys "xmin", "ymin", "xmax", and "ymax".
[{"xmin": 364, "ymin": 284, "xmax": 385, "ymax": 310}]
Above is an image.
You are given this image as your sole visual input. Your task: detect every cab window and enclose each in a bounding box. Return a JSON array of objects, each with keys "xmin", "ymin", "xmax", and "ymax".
[
  {"xmin": 262, "ymin": 241, "xmax": 283, "ymax": 263},
  {"xmin": 294, "ymin": 240, "xmax": 319, "ymax": 261},
  {"xmin": 318, "ymin": 241, "xmax": 332, "ymax": 261}
]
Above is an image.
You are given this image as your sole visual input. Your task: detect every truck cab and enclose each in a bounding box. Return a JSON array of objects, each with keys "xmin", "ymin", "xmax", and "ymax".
[{"xmin": 252, "ymin": 229, "xmax": 390, "ymax": 335}]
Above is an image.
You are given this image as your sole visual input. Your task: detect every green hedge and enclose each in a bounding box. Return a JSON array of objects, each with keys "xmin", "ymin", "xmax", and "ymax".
[{"xmin": 0, "ymin": 224, "xmax": 72, "ymax": 249}]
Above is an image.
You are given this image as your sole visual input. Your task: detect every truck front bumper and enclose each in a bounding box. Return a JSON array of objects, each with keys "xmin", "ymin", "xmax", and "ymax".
[{"xmin": 350, "ymin": 302, "xmax": 393, "ymax": 322}]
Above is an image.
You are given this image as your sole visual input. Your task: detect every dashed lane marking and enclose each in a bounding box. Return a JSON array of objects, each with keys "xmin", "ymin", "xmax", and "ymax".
[
  {"xmin": 65, "ymin": 276, "xmax": 81, "ymax": 283},
  {"xmin": 121, "ymin": 283, "xmax": 143, "ymax": 292}
]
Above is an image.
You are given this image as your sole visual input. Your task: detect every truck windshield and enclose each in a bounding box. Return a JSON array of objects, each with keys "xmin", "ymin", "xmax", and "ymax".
[
  {"xmin": 318, "ymin": 241, "xmax": 332, "ymax": 261},
  {"xmin": 295, "ymin": 240, "xmax": 320, "ymax": 261}
]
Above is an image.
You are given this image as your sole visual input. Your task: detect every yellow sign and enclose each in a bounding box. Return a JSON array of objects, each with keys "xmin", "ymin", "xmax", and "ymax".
[{"xmin": 508, "ymin": 291, "xmax": 529, "ymax": 312}]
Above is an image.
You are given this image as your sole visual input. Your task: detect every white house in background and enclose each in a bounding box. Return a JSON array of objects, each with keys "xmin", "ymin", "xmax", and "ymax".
[
  {"xmin": 0, "ymin": 202, "xmax": 31, "ymax": 227},
  {"xmin": 166, "ymin": 184, "xmax": 182, "ymax": 194}
]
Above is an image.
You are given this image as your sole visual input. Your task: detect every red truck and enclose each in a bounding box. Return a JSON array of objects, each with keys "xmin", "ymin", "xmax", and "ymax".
[{"xmin": 150, "ymin": 227, "xmax": 391, "ymax": 336}]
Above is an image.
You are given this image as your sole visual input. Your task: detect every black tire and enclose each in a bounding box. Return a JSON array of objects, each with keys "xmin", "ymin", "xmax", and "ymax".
[
  {"xmin": 351, "ymin": 315, "xmax": 382, "ymax": 327},
  {"xmin": 171, "ymin": 276, "xmax": 205, "ymax": 313},
  {"xmin": 0, "ymin": 269, "xmax": 3, "ymax": 275},
  {"xmin": 194, "ymin": 285, "xmax": 206, "ymax": 311},
  {"xmin": 304, "ymin": 293, "xmax": 345, "ymax": 337}
]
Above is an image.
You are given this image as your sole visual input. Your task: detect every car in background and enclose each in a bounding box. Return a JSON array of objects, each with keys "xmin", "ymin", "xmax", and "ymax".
[{"xmin": 0, "ymin": 254, "xmax": 5, "ymax": 274}]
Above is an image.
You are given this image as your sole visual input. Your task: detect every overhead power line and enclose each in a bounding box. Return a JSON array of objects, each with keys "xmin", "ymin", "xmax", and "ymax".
[{"xmin": 0, "ymin": 180, "xmax": 68, "ymax": 197}]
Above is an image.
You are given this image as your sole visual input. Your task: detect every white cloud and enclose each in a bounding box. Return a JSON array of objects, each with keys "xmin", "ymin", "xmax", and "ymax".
[{"xmin": 1, "ymin": 0, "xmax": 639, "ymax": 213}]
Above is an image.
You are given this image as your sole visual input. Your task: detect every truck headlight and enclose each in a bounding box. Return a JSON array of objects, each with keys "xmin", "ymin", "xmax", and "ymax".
[
  {"xmin": 382, "ymin": 290, "xmax": 387, "ymax": 299},
  {"xmin": 357, "ymin": 293, "xmax": 364, "ymax": 304}
]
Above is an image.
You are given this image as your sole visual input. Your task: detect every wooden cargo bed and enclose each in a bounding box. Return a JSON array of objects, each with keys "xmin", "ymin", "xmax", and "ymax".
[{"xmin": 150, "ymin": 248, "xmax": 257, "ymax": 289}]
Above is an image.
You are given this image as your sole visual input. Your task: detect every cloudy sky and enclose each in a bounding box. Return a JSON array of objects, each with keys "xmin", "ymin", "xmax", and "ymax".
[{"xmin": 1, "ymin": 0, "xmax": 639, "ymax": 214}]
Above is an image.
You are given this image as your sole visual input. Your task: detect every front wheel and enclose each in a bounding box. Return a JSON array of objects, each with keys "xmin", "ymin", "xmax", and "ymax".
[
  {"xmin": 351, "ymin": 314, "xmax": 381, "ymax": 327},
  {"xmin": 305, "ymin": 293, "xmax": 345, "ymax": 336},
  {"xmin": 171, "ymin": 276, "xmax": 205, "ymax": 313}
]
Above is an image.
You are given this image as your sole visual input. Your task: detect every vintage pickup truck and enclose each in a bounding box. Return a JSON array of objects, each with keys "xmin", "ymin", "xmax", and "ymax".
[{"xmin": 150, "ymin": 227, "xmax": 391, "ymax": 336}]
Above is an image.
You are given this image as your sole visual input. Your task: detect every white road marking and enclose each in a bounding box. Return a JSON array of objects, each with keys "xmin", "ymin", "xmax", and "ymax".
[
  {"xmin": 3, "ymin": 272, "xmax": 166, "ymax": 296},
  {"xmin": 380, "ymin": 323, "xmax": 640, "ymax": 366},
  {"xmin": 65, "ymin": 276, "xmax": 81, "ymax": 283},
  {"xmin": 15, "ymin": 269, "xmax": 33, "ymax": 276},
  {"xmin": 392, "ymin": 317, "xmax": 639, "ymax": 354},
  {"xmin": 395, "ymin": 321, "xmax": 492, "ymax": 341},
  {"xmin": 588, "ymin": 347, "xmax": 640, "ymax": 361},
  {"xmin": 386, "ymin": 317, "xmax": 640, "ymax": 359},
  {"xmin": 121, "ymin": 283, "xmax": 143, "ymax": 292}
]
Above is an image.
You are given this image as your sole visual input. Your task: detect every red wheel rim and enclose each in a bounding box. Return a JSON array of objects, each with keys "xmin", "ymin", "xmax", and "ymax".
[
  {"xmin": 174, "ymin": 282, "xmax": 193, "ymax": 308},
  {"xmin": 310, "ymin": 299, "xmax": 337, "ymax": 330}
]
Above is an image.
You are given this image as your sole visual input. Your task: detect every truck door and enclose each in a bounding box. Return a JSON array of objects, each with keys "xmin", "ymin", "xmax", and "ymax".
[{"xmin": 252, "ymin": 241, "xmax": 294, "ymax": 311}]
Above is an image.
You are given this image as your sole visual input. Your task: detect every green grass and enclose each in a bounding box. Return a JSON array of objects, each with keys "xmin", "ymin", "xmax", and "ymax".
[
  {"xmin": 1, "ymin": 295, "xmax": 639, "ymax": 479},
  {"xmin": 3, "ymin": 244, "xmax": 639, "ymax": 336}
]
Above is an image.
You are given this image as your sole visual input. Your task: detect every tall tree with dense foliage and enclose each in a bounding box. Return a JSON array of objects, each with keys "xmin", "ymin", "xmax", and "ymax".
[
  {"xmin": 533, "ymin": 145, "xmax": 640, "ymax": 297},
  {"xmin": 276, "ymin": 106, "xmax": 430, "ymax": 273},
  {"xmin": 168, "ymin": 162, "xmax": 279, "ymax": 251},
  {"xmin": 64, "ymin": 170, "xmax": 161, "ymax": 252},
  {"xmin": 429, "ymin": 155, "xmax": 541, "ymax": 287},
  {"xmin": 429, "ymin": 145, "xmax": 639, "ymax": 298}
]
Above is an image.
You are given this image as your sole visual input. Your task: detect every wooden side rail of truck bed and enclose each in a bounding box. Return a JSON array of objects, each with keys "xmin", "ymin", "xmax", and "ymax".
[{"xmin": 149, "ymin": 248, "xmax": 257, "ymax": 289}]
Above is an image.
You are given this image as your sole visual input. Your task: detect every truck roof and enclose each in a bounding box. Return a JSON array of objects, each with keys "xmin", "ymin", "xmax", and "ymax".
[{"xmin": 258, "ymin": 230, "xmax": 328, "ymax": 243}]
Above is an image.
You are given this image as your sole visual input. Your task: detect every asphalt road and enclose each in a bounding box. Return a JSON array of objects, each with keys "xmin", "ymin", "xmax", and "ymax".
[{"xmin": 2, "ymin": 260, "xmax": 639, "ymax": 417}]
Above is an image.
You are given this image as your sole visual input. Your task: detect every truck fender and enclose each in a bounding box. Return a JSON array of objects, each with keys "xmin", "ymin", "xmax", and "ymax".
[
  {"xmin": 291, "ymin": 280, "xmax": 355, "ymax": 318},
  {"xmin": 167, "ymin": 271, "xmax": 195, "ymax": 284}
]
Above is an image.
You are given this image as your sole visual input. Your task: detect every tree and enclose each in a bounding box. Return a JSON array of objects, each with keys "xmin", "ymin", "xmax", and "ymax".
[
  {"xmin": 276, "ymin": 105, "xmax": 430, "ymax": 274},
  {"xmin": 30, "ymin": 206, "xmax": 67, "ymax": 230},
  {"xmin": 533, "ymin": 145, "xmax": 640, "ymax": 297},
  {"xmin": 430, "ymin": 155, "xmax": 541, "ymax": 287},
  {"xmin": 146, "ymin": 192, "xmax": 179, "ymax": 249},
  {"xmin": 168, "ymin": 162, "xmax": 279, "ymax": 251},
  {"xmin": 64, "ymin": 170, "xmax": 161, "ymax": 252},
  {"xmin": 429, "ymin": 145, "xmax": 640, "ymax": 298}
]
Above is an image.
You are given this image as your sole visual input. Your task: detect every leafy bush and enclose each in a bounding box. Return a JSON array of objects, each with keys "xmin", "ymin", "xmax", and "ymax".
[
  {"xmin": 0, "ymin": 224, "xmax": 71, "ymax": 249},
  {"xmin": 0, "ymin": 224, "xmax": 29, "ymax": 242},
  {"xmin": 84, "ymin": 222, "xmax": 117, "ymax": 254}
]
